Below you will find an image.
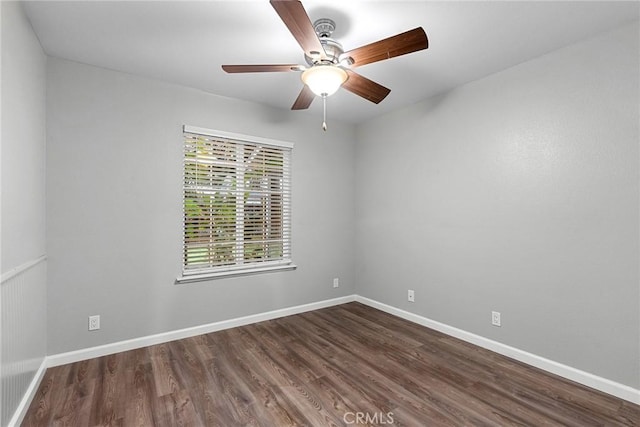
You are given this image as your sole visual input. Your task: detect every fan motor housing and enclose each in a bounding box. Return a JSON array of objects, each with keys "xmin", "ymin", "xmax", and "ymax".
[
  {"xmin": 304, "ymin": 18, "xmax": 345, "ymax": 66},
  {"xmin": 305, "ymin": 38, "xmax": 344, "ymax": 65}
]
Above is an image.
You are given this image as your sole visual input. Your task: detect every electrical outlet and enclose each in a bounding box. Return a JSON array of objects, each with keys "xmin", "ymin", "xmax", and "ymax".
[
  {"xmin": 491, "ymin": 311, "xmax": 501, "ymax": 327},
  {"xmin": 333, "ymin": 278, "xmax": 339, "ymax": 288},
  {"xmin": 408, "ymin": 289, "xmax": 415, "ymax": 302},
  {"xmin": 88, "ymin": 315, "xmax": 100, "ymax": 331}
]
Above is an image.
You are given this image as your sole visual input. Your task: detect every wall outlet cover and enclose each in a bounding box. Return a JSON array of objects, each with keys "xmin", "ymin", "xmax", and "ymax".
[
  {"xmin": 89, "ymin": 315, "xmax": 100, "ymax": 331},
  {"xmin": 492, "ymin": 311, "xmax": 501, "ymax": 327}
]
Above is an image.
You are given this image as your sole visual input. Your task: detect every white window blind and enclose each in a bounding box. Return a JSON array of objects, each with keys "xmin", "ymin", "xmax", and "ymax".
[{"xmin": 181, "ymin": 126, "xmax": 293, "ymax": 280}]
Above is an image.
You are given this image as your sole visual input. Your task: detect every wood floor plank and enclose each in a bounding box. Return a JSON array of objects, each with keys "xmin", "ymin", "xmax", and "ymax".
[
  {"xmin": 199, "ymin": 331, "xmax": 259, "ymax": 425},
  {"xmin": 123, "ymin": 359, "xmax": 156, "ymax": 426},
  {"xmin": 22, "ymin": 302, "xmax": 640, "ymax": 426}
]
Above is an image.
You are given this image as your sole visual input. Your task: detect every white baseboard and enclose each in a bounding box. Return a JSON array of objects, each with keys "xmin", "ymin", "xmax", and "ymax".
[
  {"xmin": 8, "ymin": 358, "xmax": 48, "ymax": 427},
  {"xmin": 47, "ymin": 295, "xmax": 356, "ymax": 368},
  {"xmin": 355, "ymin": 295, "xmax": 640, "ymax": 405}
]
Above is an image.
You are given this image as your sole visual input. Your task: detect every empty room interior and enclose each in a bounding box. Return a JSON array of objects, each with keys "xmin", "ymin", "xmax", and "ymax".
[{"xmin": 2, "ymin": 0, "xmax": 639, "ymax": 425}]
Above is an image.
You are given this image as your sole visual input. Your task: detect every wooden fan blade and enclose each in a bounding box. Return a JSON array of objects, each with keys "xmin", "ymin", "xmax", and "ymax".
[
  {"xmin": 342, "ymin": 70, "xmax": 390, "ymax": 104},
  {"xmin": 270, "ymin": 0, "xmax": 325, "ymax": 58},
  {"xmin": 341, "ymin": 27, "xmax": 428, "ymax": 68},
  {"xmin": 292, "ymin": 85, "xmax": 315, "ymax": 110},
  {"xmin": 222, "ymin": 64, "xmax": 303, "ymax": 73}
]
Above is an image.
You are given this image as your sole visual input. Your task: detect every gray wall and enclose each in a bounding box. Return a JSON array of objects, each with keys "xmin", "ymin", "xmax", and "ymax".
[
  {"xmin": 1, "ymin": 2, "xmax": 46, "ymax": 269},
  {"xmin": 355, "ymin": 22, "xmax": 639, "ymax": 388},
  {"xmin": 1, "ymin": 2, "xmax": 48, "ymax": 425},
  {"xmin": 46, "ymin": 58, "xmax": 356, "ymax": 355}
]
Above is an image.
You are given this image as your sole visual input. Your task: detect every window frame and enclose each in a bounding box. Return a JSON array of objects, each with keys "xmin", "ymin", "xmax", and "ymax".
[{"xmin": 176, "ymin": 125, "xmax": 295, "ymax": 283}]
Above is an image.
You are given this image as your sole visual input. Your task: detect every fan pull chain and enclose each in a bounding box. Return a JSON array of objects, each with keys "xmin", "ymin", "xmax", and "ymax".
[{"xmin": 322, "ymin": 94, "xmax": 328, "ymax": 131}]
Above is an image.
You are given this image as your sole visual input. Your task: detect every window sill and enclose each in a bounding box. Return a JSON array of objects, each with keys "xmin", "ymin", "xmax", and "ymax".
[{"xmin": 175, "ymin": 263, "xmax": 297, "ymax": 284}]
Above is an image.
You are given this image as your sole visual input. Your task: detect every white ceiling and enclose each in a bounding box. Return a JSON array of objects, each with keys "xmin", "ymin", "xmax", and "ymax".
[{"xmin": 24, "ymin": 1, "xmax": 639, "ymax": 124}]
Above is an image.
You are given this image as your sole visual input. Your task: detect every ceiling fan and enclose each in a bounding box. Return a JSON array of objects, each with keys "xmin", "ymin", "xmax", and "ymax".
[{"xmin": 222, "ymin": 0, "xmax": 429, "ymax": 130}]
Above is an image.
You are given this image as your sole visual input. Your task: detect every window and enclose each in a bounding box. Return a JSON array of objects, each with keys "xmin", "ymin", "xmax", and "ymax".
[{"xmin": 178, "ymin": 126, "xmax": 294, "ymax": 282}]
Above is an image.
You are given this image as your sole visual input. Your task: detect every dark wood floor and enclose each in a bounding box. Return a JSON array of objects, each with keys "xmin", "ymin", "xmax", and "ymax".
[{"xmin": 23, "ymin": 302, "xmax": 639, "ymax": 426}]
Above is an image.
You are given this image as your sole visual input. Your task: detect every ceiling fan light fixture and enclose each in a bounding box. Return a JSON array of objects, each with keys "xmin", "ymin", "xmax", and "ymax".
[{"xmin": 301, "ymin": 65, "xmax": 348, "ymax": 97}]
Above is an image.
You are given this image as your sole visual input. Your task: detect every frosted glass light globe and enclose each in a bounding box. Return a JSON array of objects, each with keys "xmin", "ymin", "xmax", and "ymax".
[{"xmin": 301, "ymin": 65, "xmax": 348, "ymax": 97}]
